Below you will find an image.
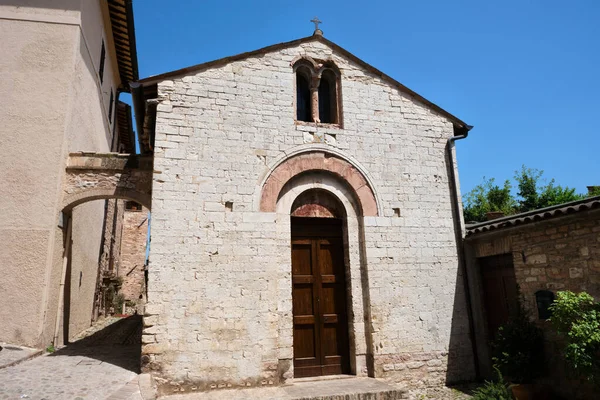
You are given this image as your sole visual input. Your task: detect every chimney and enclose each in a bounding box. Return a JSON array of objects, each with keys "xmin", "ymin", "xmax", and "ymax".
[
  {"xmin": 587, "ymin": 186, "xmax": 599, "ymax": 195},
  {"xmin": 486, "ymin": 211, "xmax": 505, "ymax": 221}
]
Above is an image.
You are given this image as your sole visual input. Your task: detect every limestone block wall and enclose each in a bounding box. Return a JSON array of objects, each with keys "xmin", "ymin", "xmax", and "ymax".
[{"xmin": 145, "ymin": 39, "xmax": 474, "ymax": 390}]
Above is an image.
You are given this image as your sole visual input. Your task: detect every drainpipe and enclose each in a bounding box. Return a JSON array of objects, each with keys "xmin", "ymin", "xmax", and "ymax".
[
  {"xmin": 130, "ymin": 82, "xmax": 146, "ymax": 154},
  {"xmin": 446, "ymin": 124, "xmax": 481, "ymax": 379},
  {"xmin": 54, "ymin": 214, "xmax": 72, "ymax": 347}
]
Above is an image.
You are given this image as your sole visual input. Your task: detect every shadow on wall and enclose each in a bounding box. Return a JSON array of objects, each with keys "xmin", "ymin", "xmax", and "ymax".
[
  {"xmin": 445, "ymin": 254, "xmax": 478, "ymax": 384},
  {"xmin": 50, "ymin": 315, "xmax": 142, "ymax": 373},
  {"xmin": 444, "ymin": 142, "xmax": 478, "ymax": 385}
]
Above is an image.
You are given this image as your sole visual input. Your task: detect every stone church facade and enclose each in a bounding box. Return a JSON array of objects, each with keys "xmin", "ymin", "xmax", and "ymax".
[{"xmin": 137, "ymin": 33, "xmax": 475, "ymax": 390}]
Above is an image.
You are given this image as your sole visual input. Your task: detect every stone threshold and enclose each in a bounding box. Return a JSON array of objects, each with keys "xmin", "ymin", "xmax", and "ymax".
[
  {"xmin": 290, "ymin": 374, "xmax": 358, "ymax": 384},
  {"xmin": 160, "ymin": 377, "xmax": 406, "ymax": 400}
]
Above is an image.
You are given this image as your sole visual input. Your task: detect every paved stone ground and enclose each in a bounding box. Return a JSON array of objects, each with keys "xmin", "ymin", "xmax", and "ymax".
[
  {"xmin": 0, "ymin": 344, "xmax": 41, "ymax": 369},
  {"xmin": 0, "ymin": 316, "xmax": 143, "ymax": 400}
]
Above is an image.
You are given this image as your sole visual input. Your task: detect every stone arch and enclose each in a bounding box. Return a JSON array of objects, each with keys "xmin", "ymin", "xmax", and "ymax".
[
  {"xmin": 62, "ymin": 152, "xmax": 153, "ymax": 211},
  {"xmin": 62, "ymin": 188, "xmax": 151, "ymax": 212},
  {"xmin": 291, "ymin": 188, "xmax": 345, "ymax": 218},
  {"xmin": 290, "ymin": 55, "xmax": 320, "ymax": 71},
  {"xmin": 260, "ymin": 150, "xmax": 379, "ymax": 216}
]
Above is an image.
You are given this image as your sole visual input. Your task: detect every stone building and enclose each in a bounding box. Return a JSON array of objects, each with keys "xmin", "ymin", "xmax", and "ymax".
[
  {"xmin": 0, "ymin": 0, "xmax": 140, "ymax": 347},
  {"xmin": 464, "ymin": 195, "xmax": 600, "ymax": 398},
  {"xmin": 118, "ymin": 202, "xmax": 149, "ymax": 313},
  {"xmin": 134, "ymin": 29, "xmax": 476, "ymax": 391},
  {"xmin": 94, "ymin": 200, "xmax": 149, "ymax": 318}
]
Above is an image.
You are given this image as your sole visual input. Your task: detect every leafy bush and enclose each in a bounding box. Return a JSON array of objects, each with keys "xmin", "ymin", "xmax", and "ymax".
[
  {"xmin": 492, "ymin": 310, "xmax": 544, "ymax": 383},
  {"xmin": 472, "ymin": 367, "xmax": 512, "ymax": 400},
  {"xmin": 549, "ymin": 291, "xmax": 600, "ymax": 385}
]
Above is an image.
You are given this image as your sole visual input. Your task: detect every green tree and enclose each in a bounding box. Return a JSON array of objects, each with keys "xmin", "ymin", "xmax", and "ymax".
[
  {"xmin": 515, "ymin": 166, "xmax": 583, "ymax": 212},
  {"xmin": 463, "ymin": 166, "xmax": 592, "ymax": 223},
  {"xmin": 463, "ymin": 178, "xmax": 516, "ymax": 223}
]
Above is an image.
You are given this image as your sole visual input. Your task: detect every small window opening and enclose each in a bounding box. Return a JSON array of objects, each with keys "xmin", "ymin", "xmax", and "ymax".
[
  {"xmin": 318, "ymin": 69, "xmax": 337, "ymax": 124},
  {"xmin": 296, "ymin": 68, "xmax": 312, "ymax": 122},
  {"xmin": 108, "ymin": 89, "xmax": 114, "ymax": 122},
  {"xmin": 535, "ymin": 290, "xmax": 555, "ymax": 320},
  {"xmin": 125, "ymin": 201, "xmax": 142, "ymax": 211},
  {"xmin": 99, "ymin": 39, "xmax": 106, "ymax": 84}
]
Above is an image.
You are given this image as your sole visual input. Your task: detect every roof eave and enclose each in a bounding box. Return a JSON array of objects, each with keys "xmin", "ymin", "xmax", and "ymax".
[
  {"xmin": 465, "ymin": 195, "xmax": 600, "ymax": 237},
  {"xmin": 108, "ymin": 0, "xmax": 139, "ymax": 90}
]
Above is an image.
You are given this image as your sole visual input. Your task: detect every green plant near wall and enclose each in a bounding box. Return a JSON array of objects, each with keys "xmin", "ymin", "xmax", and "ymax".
[
  {"xmin": 492, "ymin": 308, "xmax": 545, "ymax": 384},
  {"xmin": 472, "ymin": 367, "xmax": 512, "ymax": 400},
  {"xmin": 549, "ymin": 291, "xmax": 600, "ymax": 385},
  {"xmin": 113, "ymin": 293, "xmax": 126, "ymax": 313}
]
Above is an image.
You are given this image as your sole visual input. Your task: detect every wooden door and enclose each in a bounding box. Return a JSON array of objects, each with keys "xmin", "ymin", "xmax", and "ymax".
[
  {"xmin": 479, "ymin": 254, "xmax": 519, "ymax": 339},
  {"xmin": 291, "ymin": 217, "xmax": 350, "ymax": 378}
]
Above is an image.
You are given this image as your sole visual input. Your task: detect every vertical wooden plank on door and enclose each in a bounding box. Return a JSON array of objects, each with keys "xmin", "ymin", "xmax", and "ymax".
[
  {"xmin": 319, "ymin": 238, "xmax": 349, "ymax": 375},
  {"xmin": 292, "ymin": 239, "xmax": 321, "ymax": 377}
]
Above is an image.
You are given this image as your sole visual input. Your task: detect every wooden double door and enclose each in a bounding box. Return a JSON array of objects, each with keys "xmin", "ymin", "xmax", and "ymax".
[
  {"xmin": 479, "ymin": 254, "xmax": 519, "ymax": 339},
  {"xmin": 291, "ymin": 217, "xmax": 350, "ymax": 378}
]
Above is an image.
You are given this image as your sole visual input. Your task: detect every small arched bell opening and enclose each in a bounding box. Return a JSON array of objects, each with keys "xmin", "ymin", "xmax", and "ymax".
[
  {"xmin": 318, "ymin": 69, "xmax": 338, "ymax": 124},
  {"xmin": 296, "ymin": 66, "xmax": 313, "ymax": 122}
]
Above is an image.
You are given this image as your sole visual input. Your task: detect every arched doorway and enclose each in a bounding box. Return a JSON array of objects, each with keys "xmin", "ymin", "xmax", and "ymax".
[
  {"xmin": 273, "ymin": 169, "xmax": 375, "ymax": 380},
  {"xmin": 56, "ymin": 191, "xmax": 151, "ymax": 349},
  {"xmin": 290, "ymin": 189, "xmax": 350, "ymax": 377},
  {"xmin": 265, "ymin": 150, "xmax": 380, "ymax": 381}
]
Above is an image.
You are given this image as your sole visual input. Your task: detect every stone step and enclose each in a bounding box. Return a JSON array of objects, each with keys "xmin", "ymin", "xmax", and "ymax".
[
  {"xmin": 161, "ymin": 377, "xmax": 407, "ymax": 400},
  {"xmin": 283, "ymin": 377, "xmax": 405, "ymax": 400}
]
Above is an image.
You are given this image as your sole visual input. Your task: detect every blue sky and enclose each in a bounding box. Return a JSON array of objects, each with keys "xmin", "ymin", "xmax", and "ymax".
[{"xmin": 131, "ymin": 0, "xmax": 599, "ymax": 195}]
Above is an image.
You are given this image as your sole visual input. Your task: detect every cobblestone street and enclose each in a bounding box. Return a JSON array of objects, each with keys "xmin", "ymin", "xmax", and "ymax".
[{"xmin": 0, "ymin": 316, "xmax": 142, "ymax": 400}]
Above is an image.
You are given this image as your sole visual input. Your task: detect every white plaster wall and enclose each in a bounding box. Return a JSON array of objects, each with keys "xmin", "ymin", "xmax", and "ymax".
[
  {"xmin": 68, "ymin": 201, "xmax": 106, "ymax": 339},
  {"xmin": 146, "ymin": 39, "xmax": 475, "ymax": 387},
  {"xmin": 0, "ymin": 1, "xmax": 122, "ymax": 347},
  {"xmin": 0, "ymin": 15, "xmax": 78, "ymax": 347}
]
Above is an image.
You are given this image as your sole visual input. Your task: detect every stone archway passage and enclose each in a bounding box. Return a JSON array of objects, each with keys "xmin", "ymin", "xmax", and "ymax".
[
  {"xmin": 62, "ymin": 152, "xmax": 153, "ymax": 211},
  {"xmin": 260, "ymin": 152, "xmax": 378, "ymax": 216}
]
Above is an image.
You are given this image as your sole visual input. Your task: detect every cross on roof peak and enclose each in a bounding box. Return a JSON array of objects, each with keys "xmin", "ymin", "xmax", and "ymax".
[{"xmin": 310, "ymin": 16, "xmax": 323, "ymax": 36}]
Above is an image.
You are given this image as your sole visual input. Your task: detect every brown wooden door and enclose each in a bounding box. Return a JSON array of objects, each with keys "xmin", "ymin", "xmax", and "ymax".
[
  {"xmin": 479, "ymin": 254, "xmax": 519, "ymax": 339},
  {"xmin": 291, "ymin": 217, "xmax": 350, "ymax": 378}
]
